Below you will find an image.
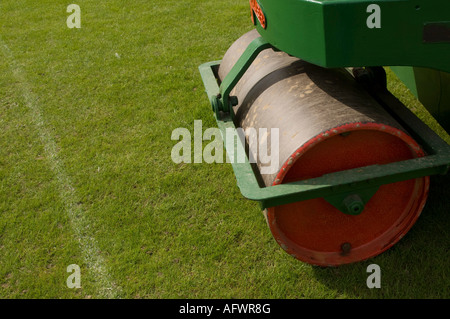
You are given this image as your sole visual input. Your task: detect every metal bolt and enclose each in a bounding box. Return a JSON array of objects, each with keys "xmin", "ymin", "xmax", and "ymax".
[
  {"xmin": 229, "ymin": 96, "xmax": 239, "ymax": 106},
  {"xmin": 343, "ymin": 194, "xmax": 365, "ymax": 215},
  {"xmin": 341, "ymin": 242, "xmax": 352, "ymax": 255}
]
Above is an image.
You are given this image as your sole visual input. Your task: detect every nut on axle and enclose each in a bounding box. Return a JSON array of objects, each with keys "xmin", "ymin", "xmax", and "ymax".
[{"xmin": 342, "ymin": 194, "xmax": 365, "ymax": 215}]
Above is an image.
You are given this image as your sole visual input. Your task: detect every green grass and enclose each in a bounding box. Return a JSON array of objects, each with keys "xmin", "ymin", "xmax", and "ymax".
[{"xmin": 0, "ymin": 0, "xmax": 449, "ymax": 299}]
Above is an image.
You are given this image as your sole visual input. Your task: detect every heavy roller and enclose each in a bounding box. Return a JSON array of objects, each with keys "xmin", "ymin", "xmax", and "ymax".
[{"xmin": 199, "ymin": 0, "xmax": 450, "ymax": 266}]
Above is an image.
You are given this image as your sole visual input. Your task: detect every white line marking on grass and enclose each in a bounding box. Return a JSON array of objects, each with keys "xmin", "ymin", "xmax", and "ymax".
[{"xmin": 0, "ymin": 36, "xmax": 122, "ymax": 299}]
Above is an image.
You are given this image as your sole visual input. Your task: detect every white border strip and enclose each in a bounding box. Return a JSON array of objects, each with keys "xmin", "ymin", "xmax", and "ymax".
[{"xmin": 0, "ymin": 35, "xmax": 121, "ymax": 298}]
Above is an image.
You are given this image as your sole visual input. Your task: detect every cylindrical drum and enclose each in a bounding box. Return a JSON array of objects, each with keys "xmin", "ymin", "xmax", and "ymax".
[{"xmin": 218, "ymin": 30, "xmax": 429, "ymax": 266}]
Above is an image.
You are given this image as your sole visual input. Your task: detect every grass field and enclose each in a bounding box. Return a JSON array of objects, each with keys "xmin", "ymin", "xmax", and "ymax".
[{"xmin": 0, "ymin": 0, "xmax": 449, "ymax": 299}]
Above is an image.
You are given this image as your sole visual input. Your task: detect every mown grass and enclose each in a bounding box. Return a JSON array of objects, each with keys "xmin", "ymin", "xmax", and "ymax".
[{"xmin": 0, "ymin": 1, "xmax": 448, "ymax": 299}]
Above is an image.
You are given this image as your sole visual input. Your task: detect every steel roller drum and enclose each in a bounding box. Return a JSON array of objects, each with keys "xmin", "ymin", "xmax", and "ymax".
[{"xmin": 218, "ymin": 30, "xmax": 430, "ymax": 266}]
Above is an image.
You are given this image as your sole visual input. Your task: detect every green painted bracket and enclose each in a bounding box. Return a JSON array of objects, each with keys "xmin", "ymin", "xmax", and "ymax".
[
  {"xmin": 199, "ymin": 60, "xmax": 450, "ymax": 210},
  {"xmin": 324, "ymin": 187, "xmax": 380, "ymax": 216},
  {"xmin": 211, "ymin": 36, "xmax": 272, "ymax": 120}
]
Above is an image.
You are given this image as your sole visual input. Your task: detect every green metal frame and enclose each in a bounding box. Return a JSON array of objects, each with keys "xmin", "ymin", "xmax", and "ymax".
[
  {"xmin": 198, "ymin": 0, "xmax": 450, "ymax": 211},
  {"xmin": 253, "ymin": 0, "xmax": 450, "ymax": 73},
  {"xmin": 199, "ymin": 60, "xmax": 450, "ymax": 210}
]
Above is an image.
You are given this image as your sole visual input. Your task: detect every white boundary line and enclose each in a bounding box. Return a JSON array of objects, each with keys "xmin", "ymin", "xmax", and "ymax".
[{"xmin": 0, "ymin": 35, "xmax": 121, "ymax": 298}]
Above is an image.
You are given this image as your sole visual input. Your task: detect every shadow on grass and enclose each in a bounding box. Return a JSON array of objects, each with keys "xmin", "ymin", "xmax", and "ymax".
[{"xmin": 311, "ymin": 173, "xmax": 450, "ymax": 299}]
